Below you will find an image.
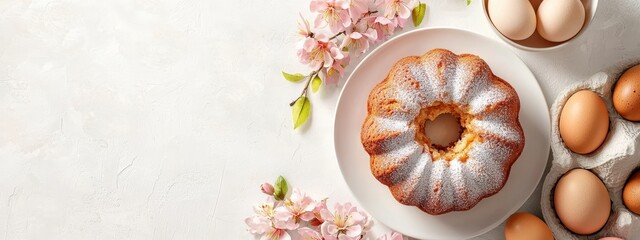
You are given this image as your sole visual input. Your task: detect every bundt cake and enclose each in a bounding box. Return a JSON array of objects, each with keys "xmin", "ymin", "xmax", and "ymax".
[{"xmin": 360, "ymin": 48, "xmax": 525, "ymax": 215}]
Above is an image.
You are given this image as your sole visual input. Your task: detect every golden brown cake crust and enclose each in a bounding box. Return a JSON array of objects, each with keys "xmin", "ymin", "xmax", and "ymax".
[{"xmin": 360, "ymin": 48, "xmax": 524, "ymax": 215}]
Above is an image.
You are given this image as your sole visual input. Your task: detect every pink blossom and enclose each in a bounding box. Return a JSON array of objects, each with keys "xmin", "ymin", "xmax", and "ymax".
[
  {"xmin": 298, "ymin": 227, "xmax": 323, "ymax": 240},
  {"xmin": 348, "ymin": 0, "xmax": 371, "ymax": 19},
  {"xmin": 393, "ymin": 15, "xmax": 409, "ymax": 29},
  {"xmin": 261, "ymin": 183, "xmax": 275, "ymax": 196},
  {"xmin": 320, "ymin": 202, "xmax": 368, "ymax": 240},
  {"xmin": 262, "ymin": 227, "xmax": 292, "ymax": 240},
  {"xmin": 297, "ymin": 13, "xmax": 313, "ymax": 38},
  {"xmin": 310, "ymin": 0, "xmax": 352, "ymax": 33},
  {"xmin": 245, "ymin": 216, "xmax": 271, "ymax": 235},
  {"xmin": 297, "ymin": 33, "xmax": 345, "ymax": 70},
  {"xmin": 274, "ymin": 189, "xmax": 316, "ymax": 229},
  {"xmin": 322, "ymin": 60, "xmax": 346, "ymax": 86},
  {"xmin": 245, "ymin": 197, "xmax": 293, "ymax": 239},
  {"xmin": 381, "ymin": 0, "xmax": 416, "ymax": 28},
  {"xmin": 377, "ymin": 232, "xmax": 404, "ymax": 240},
  {"xmin": 310, "ymin": 199, "xmax": 328, "ymax": 226},
  {"xmin": 341, "ymin": 21, "xmax": 377, "ymax": 56},
  {"xmin": 245, "ymin": 197, "xmax": 278, "ymax": 234},
  {"xmin": 367, "ymin": 16, "xmax": 397, "ymax": 42}
]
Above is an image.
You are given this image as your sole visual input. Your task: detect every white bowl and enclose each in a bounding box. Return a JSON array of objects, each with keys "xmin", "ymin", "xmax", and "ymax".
[{"xmin": 482, "ymin": 0, "xmax": 599, "ymax": 51}]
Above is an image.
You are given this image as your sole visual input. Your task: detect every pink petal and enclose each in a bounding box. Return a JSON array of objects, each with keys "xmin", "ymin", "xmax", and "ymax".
[
  {"xmin": 302, "ymin": 38, "xmax": 317, "ymax": 52},
  {"xmin": 349, "ymin": 32, "xmax": 363, "ymax": 40},
  {"xmin": 260, "ymin": 228, "xmax": 291, "ymax": 240},
  {"xmin": 345, "ymin": 224, "xmax": 363, "ymax": 237},
  {"xmin": 329, "ymin": 75, "xmax": 340, "ymax": 86},
  {"xmin": 297, "ymin": 50, "xmax": 310, "ymax": 64},
  {"xmin": 337, "ymin": 235, "xmax": 357, "ymax": 240},
  {"xmin": 349, "ymin": 0, "xmax": 369, "ymax": 18},
  {"xmin": 245, "ymin": 217, "xmax": 270, "ymax": 234},
  {"xmin": 364, "ymin": 28, "xmax": 378, "ymax": 40},
  {"xmin": 395, "ymin": 16, "xmax": 407, "ymax": 28},
  {"xmin": 315, "ymin": 33, "xmax": 329, "ymax": 43},
  {"xmin": 285, "ymin": 220, "xmax": 298, "ymax": 230},
  {"xmin": 330, "ymin": 47, "xmax": 344, "ymax": 60},
  {"xmin": 323, "ymin": 52, "xmax": 334, "ymax": 68},
  {"xmin": 340, "ymin": 10, "xmax": 352, "ymax": 27},
  {"xmin": 332, "ymin": 61, "xmax": 345, "ymax": 75},
  {"xmin": 279, "ymin": 232, "xmax": 292, "ymax": 240},
  {"xmin": 297, "ymin": 13, "xmax": 311, "ymax": 36},
  {"xmin": 300, "ymin": 212, "xmax": 316, "ymax": 221},
  {"xmin": 391, "ymin": 232, "xmax": 404, "ymax": 240},
  {"xmin": 335, "ymin": 0, "xmax": 350, "ymax": 9},
  {"xmin": 406, "ymin": 0, "xmax": 419, "ymax": 9},
  {"xmin": 302, "ymin": 201, "xmax": 316, "ymax": 212},
  {"xmin": 355, "ymin": 40, "xmax": 369, "ymax": 55},
  {"xmin": 309, "ymin": 60, "xmax": 323, "ymax": 71},
  {"xmin": 298, "ymin": 227, "xmax": 322, "ymax": 239},
  {"xmin": 310, "ymin": 0, "xmax": 327, "ymax": 12},
  {"xmin": 339, "ymin": 36, "xmax": 351, "ymax": 49},
  {"xmin": 290, "ymin": 189, "xmax": 301, "ymax": 202},
  {"xmin": 274, "ymin": 217, "xmax": 298, "ymax": 230},
  {"xmin": 375, "ymin": 17, "xmax": 392, "ymax": 25},
  {"xmin": 326, "ymin": 224, "xmax": 339, "ymax": 235},
  {"xmin": 314, "ymin": 14, "xmax": 326, "ymax": 28},
  {"xmin": 397, "ymin": 4, "xmax": 411, "ymax": 19},
  {"xmin": 329, "ymin": 22, "xmax": 344, "ymax": 34},
  {"xmin": 274, "ymin": 208, "xmax": 292, "ymax": 221},
  {"xmin": 342, "ymin": 202, "xmax": 353, "ymax": 213},
  {"xmin": 383, "ymin": 5, "xmax": 395, "ymax": 18},
  {"xmin": 334, "ymin": 203, "xmax": 344, "ymax": 214},
  {"xmin": 320, "ymin": 222, "xmax": 331, "ymax": 238},
  {"xmin": 349, "ymin": 211, "xmax": 364, "ymax": 223}
]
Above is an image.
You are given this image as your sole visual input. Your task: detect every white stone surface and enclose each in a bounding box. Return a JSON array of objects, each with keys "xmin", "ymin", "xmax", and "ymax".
[{"xmin": 0, "ymin": 0, "xmax": 638, "ymax": 239}]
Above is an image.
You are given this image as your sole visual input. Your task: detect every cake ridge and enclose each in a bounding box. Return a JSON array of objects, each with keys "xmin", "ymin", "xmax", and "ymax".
[{"xmin": 361, "ymin": 48, "xmax": 525, "ymax": 215}]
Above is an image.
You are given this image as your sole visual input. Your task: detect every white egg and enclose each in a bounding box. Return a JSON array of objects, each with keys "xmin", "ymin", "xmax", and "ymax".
[
  {"xmin": 537, "ymin": 0, "xmax": 586, "ymax": 42},
  {"xmin": 488, "ymin": 0, "xmax": 537, "ymax": 40}
]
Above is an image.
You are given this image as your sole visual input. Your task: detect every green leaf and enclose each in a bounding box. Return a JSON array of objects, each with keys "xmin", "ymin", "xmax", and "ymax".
[
  {"xmin": 311, "ymin": 75, "xmax": 322, "ymax": 93},
  {"xmin": 273, "ymin": 176, "xmax": 288, "ymax": 201},
  {"xmin": 282, "ymin": 71, "xmax": 306, "ymax": 82},
  {"xmin": 291, "ymin": 96, "xmax": 311, "ymax": 129},
  {"xmin": 467, "ymin": 0, "xmax": 471, "ymax": 6},
  {"xmin": 412, "ymin": 3, "xmax": 426, "ymax": 27}
]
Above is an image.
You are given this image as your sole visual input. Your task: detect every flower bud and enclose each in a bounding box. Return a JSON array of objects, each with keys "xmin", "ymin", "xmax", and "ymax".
[{"xmin": 261, "ymin": 183, "xmax": 274, "ymax": 196}]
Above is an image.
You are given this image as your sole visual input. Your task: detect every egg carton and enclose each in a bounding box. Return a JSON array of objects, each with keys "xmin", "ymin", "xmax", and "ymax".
[{"xmin": 541, "ymin": 60, "xmax": 640, "ymax": 239}]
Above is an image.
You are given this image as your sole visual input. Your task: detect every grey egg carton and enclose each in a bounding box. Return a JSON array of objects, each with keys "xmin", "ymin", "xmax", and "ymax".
[{"xmin": 541, "ymin": 61, "xmax": 640, "ymax": 239}]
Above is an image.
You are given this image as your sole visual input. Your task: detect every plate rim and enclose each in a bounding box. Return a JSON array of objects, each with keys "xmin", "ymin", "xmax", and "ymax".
[{"xmin": 332, "ymin": 26, "xmax": 551, "ymax": 239}]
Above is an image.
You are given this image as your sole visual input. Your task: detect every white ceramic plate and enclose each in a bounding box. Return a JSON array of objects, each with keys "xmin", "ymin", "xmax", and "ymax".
[{"xmin": 333, "ymin": 28, "xmax": 551, "ymax": 240}]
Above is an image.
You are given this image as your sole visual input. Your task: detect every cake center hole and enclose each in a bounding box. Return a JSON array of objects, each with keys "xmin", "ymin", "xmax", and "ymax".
[{"xmin": 424, "ymin": 113, "xmax": 463, "ymax": 150}]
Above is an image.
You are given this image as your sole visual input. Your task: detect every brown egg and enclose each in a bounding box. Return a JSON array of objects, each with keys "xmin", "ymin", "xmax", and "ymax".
[
  {"xmin": 504, "ymin": 212, "xmax": 554, "ymax": 240},
  {"xmin": 559, "ymin": 90, "xmax": 609, "ymax": 154},
  {"xmin": 623, "ymin": 171, "xmax": 640, "ymax": 214},
  {"xmin": 554, "ymin": 169, "xmax": 611, "ymax": 235},
  {"xmin": 613, "ymin": 64, "xmax": 640, "ymax": 121}
]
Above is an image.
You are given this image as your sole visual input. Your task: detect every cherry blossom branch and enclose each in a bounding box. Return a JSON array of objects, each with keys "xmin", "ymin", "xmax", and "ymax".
[
  {"xmin": 289, "ymin": 66, "xmax": 321, "ymax": 107},
  {"xmin": 246, "ymin": 176, "xmax": 404, "ymax": 240},
  {"xmin": 284, "ymin": 0, "xmax": 429, "ymax": 130},
  {"xmin": 329, "ymin": 32, "xmax": 345, "ymax": 41}
]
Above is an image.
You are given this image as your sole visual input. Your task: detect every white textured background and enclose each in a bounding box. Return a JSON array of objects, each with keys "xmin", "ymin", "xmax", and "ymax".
[{"xmin": 1, "ymin": 0, "xmax": 639, "ymax": 239}]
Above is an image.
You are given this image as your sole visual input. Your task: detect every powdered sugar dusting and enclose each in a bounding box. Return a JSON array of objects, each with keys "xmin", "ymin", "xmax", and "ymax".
[
  {"xmin": 467, "ymin": 86, "xmax": 508, "ymax": 114},
  {"xmin": 472, "ymin": 105, "xmax": 523, "ymax": 143},
  {"xmin": 466, "ymin": 139, "xmax": 510, "ymax": 194},
  {"xmin": 389, "ymin": 154, "xmax": 431, "ymax": 205},
  {"xmin": 364, "ymin": 49, "xmax": 523, "ymax": 214},
  {"xmin": 450, "ymin": 61, "xmax": 478, "ymax": 103},
  {"xmin": 377, "ymin": 141, "xmax": 421, "ymax": 160},
  {"xmin": 374, "ymin": 117, "xmax": 410, "ymax": 132}
]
